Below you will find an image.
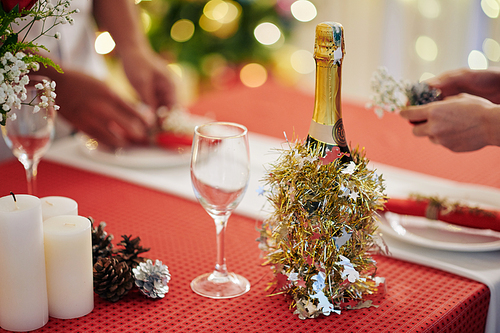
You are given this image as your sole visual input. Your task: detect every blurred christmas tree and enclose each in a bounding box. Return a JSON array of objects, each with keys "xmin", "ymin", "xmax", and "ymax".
[{"xmin": 139, "ymin": 0, "xmax": 293, "ymax": 82}]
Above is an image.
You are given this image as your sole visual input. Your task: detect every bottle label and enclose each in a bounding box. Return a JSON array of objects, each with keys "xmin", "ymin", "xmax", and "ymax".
[{"xmin": 308, "ymin": 119, "xmax": 347, "ymax": 147}]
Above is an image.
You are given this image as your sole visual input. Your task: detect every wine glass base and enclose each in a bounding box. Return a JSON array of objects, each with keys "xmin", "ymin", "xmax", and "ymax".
[{"xmin": 190, "ymin": 272, "xmax": 250, "ymax": 299}]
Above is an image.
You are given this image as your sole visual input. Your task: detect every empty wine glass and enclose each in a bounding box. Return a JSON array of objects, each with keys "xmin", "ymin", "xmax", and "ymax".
[
  {"xmin": 190, "ymin": 122, "xmax": 251, "ymax": 299},
  {"xmin": 1, "ymin": 76, "xmax": 56, "ymax": 195}
]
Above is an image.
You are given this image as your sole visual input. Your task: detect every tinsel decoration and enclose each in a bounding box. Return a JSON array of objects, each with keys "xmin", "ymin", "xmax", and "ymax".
[
  {"xmin": 132, "ymin": 259, "xmax": 171, "ymax": 299},
  {"xmin": 113, "ymin": 235, "xmax": 151, "ymax": 269},
  {"xmin": 366, "ymin": 66, "xmax": 440, "ymax": 117},
  {"xmin": 257, "ymin": 142, "xmax": 387, "ymax": 319},
  {"xmin": 93, "ymin": 257, "xmax": 134, "ymax": 302},
  {"xmin": 90, "ymin": 217, "xmax": 114, "ymax": 265}
]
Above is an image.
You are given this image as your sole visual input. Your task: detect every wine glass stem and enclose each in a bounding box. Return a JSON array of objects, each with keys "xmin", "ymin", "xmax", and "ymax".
[
  {"xmin": 213, "ymin": 215, "xmax": 229, "ymax": 276},
  {"xmin": 23, "ymin": 158, "xmax": 39, "ymax": 195}
]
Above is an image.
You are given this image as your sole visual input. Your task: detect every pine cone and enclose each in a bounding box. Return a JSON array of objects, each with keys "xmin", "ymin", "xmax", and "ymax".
[
  {"xmin": 90, "ymin": 217, "xmax": 114, "ymax": 265},
  {"xmin": 93, "ymin": 257, "xmax": 134, "ymax": 302},
  {"xmin": 113, "ymin": 235, "xmax": 150, "ymax": 269},
  {"xmin": 132, "ymin": 259, "xmax": 171, "ymax": 299},
  {"xmin": 406, "ymin": 82, "xmax": 440, "ymax": 106}
]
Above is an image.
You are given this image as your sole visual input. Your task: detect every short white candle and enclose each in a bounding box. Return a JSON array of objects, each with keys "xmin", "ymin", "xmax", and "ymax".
[
  {"xmin": 40, "ymin": 196, "xmax": 78, "ymax": 221},
  {"xmin": 0, "ymin": 194, "xmax": 49, "ymax": 332},
  {"xmin": 43, "ymin": 215, "xmax": 94, "ymax": 319}
]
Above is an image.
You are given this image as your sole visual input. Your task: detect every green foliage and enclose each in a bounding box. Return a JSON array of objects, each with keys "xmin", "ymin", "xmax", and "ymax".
[{"xmin": 142, "ymin": 0, "xmax": 292, "ymax": 76}]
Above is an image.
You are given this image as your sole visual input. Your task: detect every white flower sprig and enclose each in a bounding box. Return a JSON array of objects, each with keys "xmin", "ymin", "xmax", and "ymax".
[
  {"xmin": 365, "ymin": 67, "xmax": 409, "ymax": 118},
  {"xmin": 0, "ymin": 0, "xmax": 79, "ymax": 125},
  {"xmin": 33, "ymin": 78, "xmax": 58, "ymax": 113},
  {"xmin": 366, "ymin": 67, "xmax": 440, "ymax": 118}
]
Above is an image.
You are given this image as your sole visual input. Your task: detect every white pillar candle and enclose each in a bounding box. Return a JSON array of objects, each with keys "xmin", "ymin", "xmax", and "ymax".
[
  {"xmin": 43, "ymin": 215, "xmax": 94, "ymax": 319},
  {"xmin": 40, "ymin": 196, "xmax": 78, "ymax": 221},
  {"xmin": 0, "ymin": 194, "xmax": 49, "ymax": 332}
]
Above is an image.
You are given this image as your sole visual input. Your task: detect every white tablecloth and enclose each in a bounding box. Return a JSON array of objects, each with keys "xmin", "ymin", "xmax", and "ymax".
[{"xmin": 46, "ymin": 133, "xmax": 500, "ymax": 333}]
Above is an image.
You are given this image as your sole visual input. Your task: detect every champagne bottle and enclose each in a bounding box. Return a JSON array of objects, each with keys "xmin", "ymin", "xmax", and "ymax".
[{"xmin": 305, "ymin": 22, "xmax": 352, "ymax": 163}]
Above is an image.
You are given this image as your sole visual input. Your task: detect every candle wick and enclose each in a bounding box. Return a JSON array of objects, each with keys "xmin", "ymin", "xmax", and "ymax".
[
  {"xmin": 45, "ymin": 200, "xmax": 54, "ymax": 206},
  {"xmin": 10, "ymin": 191, "xmax": 18, "ymax": 210}
]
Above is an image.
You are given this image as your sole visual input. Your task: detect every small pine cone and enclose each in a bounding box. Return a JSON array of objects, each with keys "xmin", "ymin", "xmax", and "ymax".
[
  {"xmin": 93, "ymin": 257, "xmax": 134, "ymax": 302},
  {"xmin": 90, "ymin": 217, "xmax": 114, "ymax": 265},
  {"xmin": 113, "ymin": 235, "xmax": 150, "ymax": 269},
  {"xmin": 407, "ymin": 82, "xmax": 440, "ymax": 106},
  {"xmin": 132, "ymin": 259, "xmax": 171, "ymax": 299}
]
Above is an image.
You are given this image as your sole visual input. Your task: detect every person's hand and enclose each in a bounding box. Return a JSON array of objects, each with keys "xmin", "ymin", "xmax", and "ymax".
[
  {"xmin": 400, "ymin": 93, "xmax": 500, "ymax": 152},
  {"xmin": 426, "ymin": 68, "xmax": 500, "ymax": 104},
  {"xmin": 119, "ymin": 47, "xmax": 177, "ymax": 112},
  {"xmin": 52, "ymin": 69, "xmax": 154, "ymax": 148}
]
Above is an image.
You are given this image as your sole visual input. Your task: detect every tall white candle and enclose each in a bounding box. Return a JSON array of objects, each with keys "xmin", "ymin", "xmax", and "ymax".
[
  {"xmin": 40, "ymin": 196, "xmax": 78, "ymax": 221},
  {"xmin": 0, "ymin": 194, "xmax": 49, "ymax": 332},
  {"xmin": 43, "ymin": 215, "xmax": 94, "ymax": 319}
]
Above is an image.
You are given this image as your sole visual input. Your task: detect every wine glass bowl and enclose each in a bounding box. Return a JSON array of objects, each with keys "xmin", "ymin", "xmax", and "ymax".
[
  {"xmin": 190, "ymin": 122, "xmax": 251, "ymax": 299},
  {"xmin": 1, "ymin": 76, "xmax": 56, "ymax": 195}
]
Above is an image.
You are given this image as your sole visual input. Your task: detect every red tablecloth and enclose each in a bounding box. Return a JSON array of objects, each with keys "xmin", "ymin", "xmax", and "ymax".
[{"xmin": 0, "ymin": 159, "xmax": 490, "ymax": 333}]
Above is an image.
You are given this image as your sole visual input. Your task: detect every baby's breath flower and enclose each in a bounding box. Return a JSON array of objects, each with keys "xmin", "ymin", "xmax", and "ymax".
[
  {"xmin": 0, "ymin": 0, "xmax": 79, "ymax": 123},
  {"xmin": 366, "ymin": 67, "xmax": 440, "ymax": 118}
]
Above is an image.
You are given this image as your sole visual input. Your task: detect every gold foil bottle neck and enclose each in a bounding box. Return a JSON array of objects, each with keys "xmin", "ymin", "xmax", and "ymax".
[
  {"xmin": 307, "ymin": 22, "xmax": 351, "ymax": 162},
  {"xmin": 314, "ymin": 22, "xmax": 345, "ymax": 64}
]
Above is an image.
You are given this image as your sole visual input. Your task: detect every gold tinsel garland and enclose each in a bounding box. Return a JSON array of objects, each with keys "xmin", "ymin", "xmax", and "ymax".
[{"xmin": 257, "ymin": 141, "xmax": 388, "ymax": 319}]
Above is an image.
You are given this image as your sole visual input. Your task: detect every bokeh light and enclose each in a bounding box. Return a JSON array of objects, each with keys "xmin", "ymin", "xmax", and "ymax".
[
  {"xmin": 199, "ymin": 15, "xmax": 222, "ymax": 32},
  {"xmin": 481, "ymin": 0, "xmax": 500, "ymax": 18},
  {"xmin": 204, "ymin": 0, "xmax": 229, "ymax": 21},
  {"xmin": 204, "ymin": 0, "xmax": 239, "ymax": 23},
  {"xmin": 200, "ymin": 0, "xmax": 241, "ymax": 39},
  {"xmin": 201, "ymin": 53, "xmax": 228, "ymax": 77},
  {"xmin": 468, "ymin": 50, "xmax": 488, "ymax": 69},
  {"xmin": 415, "ymin": 36, "xmax": 438, "ymax": 61},
  {"xmin": 271, "ymin": 45, "xmax": 301, "ymax": 85},
  {"xmin": 170, "ymin": 19, "xmax": 195, "ymax": 42},
  {"xmin": 167, "ymin": 63, "xmax": 183, "ymax": 79},
  {"xmin": 141, "ymin": 10, "xmax": 152, "ymax": 33},
  {"xmin": 417, "ymin": 0, "xmax": 441, "ymax": 18},
  {"xmin": 254, "ymin": 22, "xmax": 281, "ymax": 45},
  {"xmin": 483, "ymin": 38, "xmax": 500, "ymax": 62},
  {"xmin": 419, "ymin": 72, "xmax": 435, "ymax": 82},
  {"xmin": 291, "ymin": 0, "xmax": 317, "ymax": 22},
  {"xmin": 94, "ymin": 32, "xmax": 115, "ymax": 55},
  {"xmin": 290, "ymin": 50, "xmax": 315, "ymax": 74},
  {"xmin": 240, "ymin": 63, "xmax": 267, "ymax": 87}
]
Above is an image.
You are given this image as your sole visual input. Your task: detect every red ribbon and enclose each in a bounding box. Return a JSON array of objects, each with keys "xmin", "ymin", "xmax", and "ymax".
[{"xmin": 383, "ymin": 198, "xmax": 500, "ymax": 232}]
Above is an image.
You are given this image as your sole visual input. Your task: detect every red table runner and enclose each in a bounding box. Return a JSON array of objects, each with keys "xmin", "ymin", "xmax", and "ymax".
[{"xmin": 0, "ymin": 160, "xmax": 490, "ymax": 332}]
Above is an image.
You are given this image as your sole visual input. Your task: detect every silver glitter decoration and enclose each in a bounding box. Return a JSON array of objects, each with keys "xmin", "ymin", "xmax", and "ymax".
[{"xmin": 132, "ymin": 259, "xmax": 171, "ymax": 299}]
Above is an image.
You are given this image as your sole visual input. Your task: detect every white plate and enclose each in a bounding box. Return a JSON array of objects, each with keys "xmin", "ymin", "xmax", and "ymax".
[
  {"xmin": 77, "ymin": 134, "xmax": 191, "ymax": 169},
  {"xmin": 378, "ymin": 211, "xmax": 500, "ymax": 252}
]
